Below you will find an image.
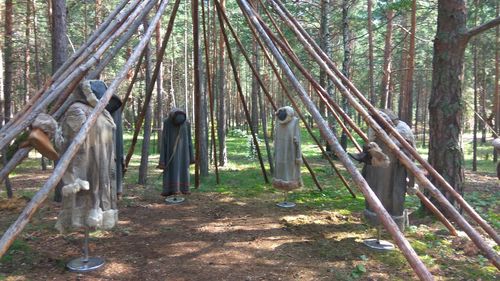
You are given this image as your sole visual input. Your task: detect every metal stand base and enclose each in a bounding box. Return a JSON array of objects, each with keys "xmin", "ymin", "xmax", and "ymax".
[
  {"xmin": 165, "ymin": 196, "xmax": 185, "ymax": 204},
  {"xmin": 363, "ymin": 239, "xmax": 395, "ymax": 251},
  {"xmin": 67, "ymin": 227, "xmax": 105, "ymax": 272},
  {"xmin": 276, "ymin": 191, "xmax": 295, "ymax": 208},
  {"xmin": 276, "ymin": 201, "xmax": 296, "ymax": 208},
  {"xmin": 67, "ymin": 257, "xmax": 105, "ymax": 272}
]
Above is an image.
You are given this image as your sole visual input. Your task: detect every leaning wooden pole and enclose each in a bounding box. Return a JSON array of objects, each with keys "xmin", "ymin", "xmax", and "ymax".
[
  {"xmin": 215, "ymin": 1, "xmax": 324, "ymax": 191},
  {"xmin": 0, "ymin": 0, "xmax": 152, "ymax": 152},
  {"xmin": 120, "ymin": 50, "xmax": 145, "ymax": 111},
  {"xmin": 201, "ymin": 0, "xmax": 220, "ymax": 184},
  {"xmin": 238, "ymin": 1, "xmax": 434, "ymax": 279},
  {"xmin": 0, "ymin": 0, "xmax": 170, "ymax": 259},
  {"xmin": 125, "ymin": 0, "xmax": 182, "ymax": 169},
  {"xmin": 216, "ymin": 4, "xmax": 269, "ymax": 183},
  {"xmin": 192, "ymin": 0, "xmax": 201, "ymax": 188},
  {"xmin": 269, "ymin": 0, "xmax": 500, "ymax": 267},
  {"xmin": 0, "ymin": 0, "xmax": 133, "ymax": 137}
]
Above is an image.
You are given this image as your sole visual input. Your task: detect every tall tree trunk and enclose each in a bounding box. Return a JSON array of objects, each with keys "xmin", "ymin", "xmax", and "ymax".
[
  {"xmin": 155, "ymin": 20, "xmax": 164, "ymax": 152},
  {"xmin": 429, "ymin": 0, "xmax": 469, "ymax": 207},
  {"xmin": 494, "ymin": 2, "xmax": 499, "ymax": 162},
  {"xmin": 23, "ymin": 0, "xmax": 32, "ymax": 105},
  {"xmin": 217, "ymin": 0, "xmax": 227, "ymax": 166},
  {"xmin": 251, "ymin": 34, "xmax": 260, "ymax": 135},
  {"xmin": 472, "ymin": 25, "xmax": 478, "ymax": 172},
  {"xmin": 138, "ymin": 20, "xmax": 153, "ymax": 185},
  {"xmin": 32, "ymin": 0, "xmax": 47, "ymax": 170},
  {"xmin": 400, "ymin": 0, "xmax": 416, "ymax": 125},
  {"xmin": 380, "ymin": 1, "xmax": 394, "ymax": 109},
  {"xmin": 51, "ymin": 0, "xmax": 68, "ymax": 73},
  {"xmin": 3, "ymin": 0, "xmax": 14, "ymax": 198},
  {"xmin": 340, "ymin": 0, "xmax": 352, "ymax": 150},
  {"xmin": 367, "ymin": 0, "xmax": 375, "ymax": 104}
]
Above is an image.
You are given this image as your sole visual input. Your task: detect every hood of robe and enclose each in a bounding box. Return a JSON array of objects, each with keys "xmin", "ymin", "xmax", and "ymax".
[
  {"xmin": 71, "ymin": 80, "xmax": 122, "ymax": 113},
  {"xmin": 276, "ymin": 106, "xmax": 295, "ymax": 125}
]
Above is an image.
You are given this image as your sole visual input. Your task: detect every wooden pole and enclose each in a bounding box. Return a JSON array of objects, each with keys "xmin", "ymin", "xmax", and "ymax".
[
  {"xmin": 216, "ymin": 4, "xmax": 269, "ymax": 183},
  {"xmin": 216, "ymin": 1, "xmax": 350, "ymax": 195},
  {"xmin": 0, "ymin": 0, "xmax": 170, "ymax": 259},
  {"xmin": 237, "ymin": 1, "xmax": 434, "ymax": 279},
  {"xmin": 192, "ymin": 0, "xmax": 201, "ymax": 188},
  {"xmin": 201, "ymin": 0, "xmax": 220, "ymax": 184},
  {"xmin": 120, "ymin": 50, "xmax": 145, "ymax": 111},
  {"xmin": 125, "ymin": 0, "xmax": 182, "ymax": 169},
  {"xmin": 269, "ymin": 0, "xmax": 499, "ymax": 267},
  {"xmin": 0, "ymin": 0, "xmax": 153, "ymax": 152}
]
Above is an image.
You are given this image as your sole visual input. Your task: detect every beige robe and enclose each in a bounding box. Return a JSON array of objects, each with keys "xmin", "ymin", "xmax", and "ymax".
[
  {"xmin": 54, "ymin": 94, "xmax": 118, "ymax": 233},
  {"xmin": 272, "ymin": 106, "xmax": 302, "ymax": 191}
]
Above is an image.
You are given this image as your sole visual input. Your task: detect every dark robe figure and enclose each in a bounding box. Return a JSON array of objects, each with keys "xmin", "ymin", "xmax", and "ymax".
[
  {"xmin": 361, "ymin": 109, "xmax": 415, "ymax": 231},
  {"xmin": 47, "ymin": 80, "xmax": 119, "ymax": 232},
  {"xmin": 272, "ymin": 106, "xmax": 302, "ymax": 191},
  {"xmin": 158, "ymin": 108, "xmax": 194, "ymax": 197}
]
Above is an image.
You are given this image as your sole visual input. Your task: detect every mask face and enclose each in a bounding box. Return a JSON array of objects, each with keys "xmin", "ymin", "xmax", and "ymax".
[
  {"xmin": 173, "ymin": 112, "xmax": 187, "ymax": 126},
  {"xmin": 277, "ymin": 109, "xmax": 287, "ymax": 121}
]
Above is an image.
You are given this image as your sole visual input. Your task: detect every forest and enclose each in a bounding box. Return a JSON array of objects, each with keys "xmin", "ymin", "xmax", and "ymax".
[{"xmin": 0, "ymin": 0, "xmax": 499, "ymax": 280}]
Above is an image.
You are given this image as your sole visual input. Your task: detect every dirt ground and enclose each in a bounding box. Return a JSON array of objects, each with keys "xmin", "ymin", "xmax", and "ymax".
[{"xmin": 0, "ymin": 167, "xmax": 498, "ymax": 281}]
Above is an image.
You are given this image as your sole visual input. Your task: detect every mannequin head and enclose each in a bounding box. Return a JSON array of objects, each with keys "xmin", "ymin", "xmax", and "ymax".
[
  {"xmin": 277, "ymin": 108, "xmax": 287, "ymax": 121},
  {"xmin": 172, "ymin": 111, "xmax": 187, "ymax": 126}
]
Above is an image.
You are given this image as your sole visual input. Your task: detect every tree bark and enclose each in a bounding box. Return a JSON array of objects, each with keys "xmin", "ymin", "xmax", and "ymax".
[
  {"xmin": 217, "ymin": 0, "xmax": 228, "ymax": 166},
  {"xmin": 340, "ymin": 0, "xmax": 352, "ymax": 150},
  {"xmin": 51, "ymin": 0, "xmax": 68, "ymax": 73},
  {"xmin": 138, "ymin": 20, "xmax": 153, "ymax": 185},
  {"xmin": 400, "ymin": 0, "xmax": 416, "ymax": 125},
  {"xmin": 367, "ymin": 0, "xmax": 375, "ymax": 104},
  {"xmin": 429, "ymin": 0, "xmax": 469, "ymax": 206},
  {"xmin": 3, "ymin": 0, "xmax": 14, "ymax": 198},
  {"xmin": 155, "ymin": 21, "xmax": 164, "ymax": 152},
  {"xmin": 495, "ymin": 2, "xmax": 499, "ymax": 162},
  {"xmin": 380, "ymin": 1, "xmax": 394, "ymax": 109}
]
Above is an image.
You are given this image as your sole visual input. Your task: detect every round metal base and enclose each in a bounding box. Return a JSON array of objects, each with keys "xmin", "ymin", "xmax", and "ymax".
[
  {"xmin": 276, "ymin": 201, "xmax": 296, "ymax": 208},
  {"xmin": 66, "ymin": 257, "xmax": 105, "ymax": 273},
  {"xmin": 363, "ymin": 239, "xmax": 395, "ymax": 251},
  {"xmin": 165, "ymin": 196, "xmax": 185, "ymax": 204}
]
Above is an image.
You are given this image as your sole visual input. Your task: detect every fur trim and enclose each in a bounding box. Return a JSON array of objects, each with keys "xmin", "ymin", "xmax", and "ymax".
[
  {"xmin": 87, "ymin": 208, "xmax": 104, "ymax": 228},
  {"xmin": 272, "ymin": 178, "xmax": 301, "ymax": 191},
  {"xmin": 276, "ymin": 106, "xmax": 295, "ymax": 124},
  {"xmin": 366, "ymin": 142, "xmax": 390, "ymax": 168},
  {"xmin": 493, "ymin": 138, "xmax": 500, "ymax": 152},
  {"xmin": 61, "ymin": 179, "xmax": 89, "ymax": 197},
  {"xmin": 32, "ymin": 113, "xmax": 57, "ymax": 138},
  {"xmin": 102, "ymin": 209, "xmax": 118, "ymax": 229},
  {"xmin": 81, "ymin": 80, "xmax": 99, "ymax": 107}
]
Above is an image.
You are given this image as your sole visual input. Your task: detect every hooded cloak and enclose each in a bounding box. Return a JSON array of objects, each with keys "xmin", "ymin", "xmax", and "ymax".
[
  {"xmin": 159, "ymin": 108, "xmax": 194, "ymax": 195},
  {"xmin": 272, "ymin": 106, "xmax": 302, "ymax": 191}
]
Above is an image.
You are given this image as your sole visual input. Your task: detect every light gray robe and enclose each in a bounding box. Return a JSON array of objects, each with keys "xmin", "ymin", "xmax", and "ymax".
[{"xmin": 272, "ymin": 106, "xmax": 302, "ymax": 191}]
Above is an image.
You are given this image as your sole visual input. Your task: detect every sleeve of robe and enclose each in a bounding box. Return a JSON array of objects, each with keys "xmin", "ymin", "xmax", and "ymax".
[
  {"xmin": 187, "ymin": 122, "xmax": 195, "ymax": 164},
  {"xmin": 293, "ymin": 118, "xmax": 302, "ymax": 165},
  {"xmin": 60, "ymin": 104, "xmax": 88, "ymax": 184},
  {"xmin": 159, "ymin": 118, "xmax": 169, "ymax": 168}
]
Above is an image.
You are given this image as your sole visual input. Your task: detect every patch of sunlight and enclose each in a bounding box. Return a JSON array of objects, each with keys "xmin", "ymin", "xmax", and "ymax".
[
  {"xmin": 280, "ymin": 214, "xmax": 336, "ymax": 226},
  {"xmin": 102, "ymin": 261, "xmax": 134, "ymax": 277},
  {"xmin": 196, "ymin": 221, "xmax": 282, "ymax": 233},
  {"xmin": 90, "ymin": 230, "xmax": 112, "ymax": 238},
  {"xmin": 117, "ymin": 220, "xmax": 131, "ymax": 225},
  {"xmin": 159, "ymin": 241, "xmax": 210, "ymax": 257},
  {"xmin": 4, "ymin": 275, "xmax": 28, "ymax": 281}
]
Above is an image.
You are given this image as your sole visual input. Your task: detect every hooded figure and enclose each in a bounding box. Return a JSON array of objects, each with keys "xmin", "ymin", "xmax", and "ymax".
[
  {"xmin": 159, "ymin": 108, "xmax": 194, "ymax": 196},
  {"xmin": 362, "ymin": 109, "xmax": 415, "ymax": 231},
  {"xmin": 272, "ymin": 106, "xmax": 302, "ymax": 191},
  {"xmin": 88, "ymin": 80, "xmax": 125, "ymax": 197},
  {"xmin": 52, "ymin": 80, "xmax": 118, "ymax": 233}
]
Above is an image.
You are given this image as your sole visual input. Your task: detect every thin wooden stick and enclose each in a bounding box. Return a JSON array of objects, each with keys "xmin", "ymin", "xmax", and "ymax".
[
  {"xmin": 192, "ymin": 0, "xmax": 201, "ymax": 188},
  {"xmin": 0, "ymin": 0, "xmax": 170, "ymax": 259},
  {"xmin": 124, "ymin": 0, "xmax": 182, "ymax": 169},
  {"xmin": 269, "ymin": 0, "xmax": 499, "ymax": 267},
  {"xmin": 121, "ymin": 50, "xmax": 145, "ymax": 111},
  {"xmin": 237, "ymin": 1, "xmax": 434, "ymax": 279},
  {"xmin": 216, "ymin": 4, "xmax": 269, "ymax": 183},
  {"xmin": 201, "ymin": 0, "xmax": 220, "ymax": 184}
]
